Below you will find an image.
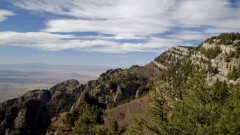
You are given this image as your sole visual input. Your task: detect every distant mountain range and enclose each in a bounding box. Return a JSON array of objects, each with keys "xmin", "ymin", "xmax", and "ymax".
[
  {"xmin": 0, "ymin": 33, "xmax": 240, "ymax": 135},
  {"xmin": 0, "ymin": 63, "xmax": 116, "ymax": 70}
]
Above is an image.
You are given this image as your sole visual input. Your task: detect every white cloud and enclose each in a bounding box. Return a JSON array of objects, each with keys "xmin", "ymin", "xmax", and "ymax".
[
  {"xmin": 0, "ymin": 31, "xmax": 185, "ymax": 53},
  {"xmin": 0, "ymin": 31, "xmax": 114, "ymax": 51},
  {"xmin": 3, "ymin": 0, "xmax": 240, "ymax": 53},
  {"xmin": 42, "ymin": 19, "xmax": 170, "ymax": 36},
  {"xmin": 0, "ymin": 9, "xmax": 15, "ymax": 22},
  {"xmin": 167, "ymin": 31, "xmax": 211, "ymax": 41},
  {"xmin": 13, "ymin": 0, "xmax": 175, "ymax": 37},
  {"xmin": 205, "ymin": 28, "xmax": 240, "ymax": 34},
  {"xmin": 173, "ymin": 0, "xmax": 240, "ymax": 30},
  {"xmin": 13, "ymin": 0, "xmax": 240, "ymax": 35},
  {"xmin": 13, "ymin": 0, "xmax": 175, "ymax": 19}
]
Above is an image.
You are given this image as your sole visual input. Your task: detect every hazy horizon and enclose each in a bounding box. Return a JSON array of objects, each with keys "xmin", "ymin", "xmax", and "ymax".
[
  {"xmin": 0, "ymin": 64, "xmax": 111, "ymax": 103},
  {"xmin": 1, "ymin": 0, "xmax": 240, "ymax": 102},
  {"xmin": 1, "ymin": 0, "xmax": 240, "ymax": 67}
]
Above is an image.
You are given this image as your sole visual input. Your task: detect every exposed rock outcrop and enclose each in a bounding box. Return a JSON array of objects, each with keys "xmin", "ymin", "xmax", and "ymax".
[
  {"xmin": 47, "ymin": 46, "xmax": 192, "ymax": 135},
  {"xmin": 0, "ymin": 90, "xmax": 51, "ymax": 135},
  {"xmin": 2, "ymin": 33, "xmax": 239, "ymax": 135},
  {"xmin": 0, "ymin": 79, "xmax": 83, "ymax": 135},
  {"xmin": 154, "ymin": 46, "xmax": 193, "ymax": 70},
  {"xmin": 190, "ymin": 36, "xmax": 240, "ymax": 84}
]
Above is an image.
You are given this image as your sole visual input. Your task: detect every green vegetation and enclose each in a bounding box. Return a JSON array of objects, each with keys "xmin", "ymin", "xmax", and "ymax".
[
  {"xmin": 208, "ymin": 65, "xmax": 219, "ymax": 75},
  {"xmin": 65, "ymin": 35, "xmax": 239, "ymax": 134},
  {"xmin": 205, "ymin": 36, "xmax": 216, "ymax": 44},
  {"xmin": 103, "ymin": 71, "xmax": 149, "ymax": 104},
  {"xmin": 205, "ymin": 33, "xmax": 240, "ymax": 45},
  {"xmin": 129, "ymin": 65, "xmax": 140, "ymax": 70},
  {"xmin": 65, "ymin": 104, "xmax": 106, "ymax": 135},
  {"xmin": 234, "ymin": 44, "xmax": 240, "ymax": 58},
  {"xmin": 227, "ymin": 65, "xmax": 240, "ymax": 81},
  {"xmin": 217, "ymin": 33, "xmax": 240, "ymax": 45},
  {"xmin": 200, "ymin": 45, "xmax": 222, "ymax": 59},
  {"xmin": 111, "ymin": 120, "xmax": 120, "ymax": 135},
  {"xmin": 154, "ymin": 51, "xmax": 171, "ymax": 65},
  {"xmin": 109, "ymin": 96, "xmax": 134, "ymax": 109},
  {"xmin": 127, "ymin": 71, "xmax": 240, "ymax": 134},
  {"xmin": 225, "ymin": 50, "xmax": 236, "ymax": 62},
  {"xmin": 126, "ymin": 51, "xmax": 240, "ymax": 134},
  {"xmin": 2, "ymin": 33, "xmax": 240, "ymax": 135},
  {"xmin": 124, "ymin": 115, "xmax": 147, "ymax": 135},
  {"xmin": 48, "ymin": 93, "xmax": 76, "ymax": 117}
]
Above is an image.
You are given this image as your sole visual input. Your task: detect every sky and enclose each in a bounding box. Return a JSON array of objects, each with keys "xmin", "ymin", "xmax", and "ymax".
[{"xmin": 0, "ymin": 0, "xmax": 240, "ymax": 67}]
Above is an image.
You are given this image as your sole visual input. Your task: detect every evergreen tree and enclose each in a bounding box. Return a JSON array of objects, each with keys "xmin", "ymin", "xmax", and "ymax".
[
  {"xmin": 217, "ymin": 83, "xmax": 240, "ymax": 134},
  {"xmin": 72, "ymin": 104, "xmax": 106, "ymax": 135},
  {"xmin": 126, "ymin": 69, "xmax": 240, "ymax": 135}
]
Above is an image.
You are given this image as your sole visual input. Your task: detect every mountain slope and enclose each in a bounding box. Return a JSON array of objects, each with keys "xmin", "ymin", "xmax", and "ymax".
[
  {"xmin": 125, "ymin": 33, "xmax": 240, "ymax": 135},
  {"xmin": 0, "ymin": 80, "xmax": 83, "ymax": 135},
  {"xmin": 47, "ymin": 46, "xmax": 192, "ymax": 135},
  {"xmin": 0, "ymin": 45, "xmax": 191, "ymax": 135},
  {"xmin": 1, "ymin": 33, "xmax": 239, "ymax": 135}
]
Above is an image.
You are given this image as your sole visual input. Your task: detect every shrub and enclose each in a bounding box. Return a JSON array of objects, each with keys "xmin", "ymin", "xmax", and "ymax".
[
  {"xmin": 201, "ymin": 46, "xmax": 222, "ymax": 59},
  {"xmin": 227, "ymin": 66, "xmax": 240, "ymax": 81},
  {"xmin": 73, "ymin": 104, "xmax": 105, "ymax": 135}
]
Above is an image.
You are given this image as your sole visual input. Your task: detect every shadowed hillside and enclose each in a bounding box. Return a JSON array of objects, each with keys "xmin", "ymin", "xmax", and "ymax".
[{"xmin": 1, "ymin": 33, "xmax": 240, "ymax": 135}]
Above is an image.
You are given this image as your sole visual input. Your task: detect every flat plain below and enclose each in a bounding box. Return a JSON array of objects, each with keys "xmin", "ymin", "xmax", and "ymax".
[{"xmin": 0, "ymin": 64, "xmax": 110, "ymax": 103}]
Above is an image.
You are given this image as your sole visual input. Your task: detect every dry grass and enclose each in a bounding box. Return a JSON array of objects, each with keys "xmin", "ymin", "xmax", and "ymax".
[
  {"xmin": 103, "ymin": 96, "xmax": 149, "ymax": 133},
  {"xmin": 48, "ymin": 112, "xmax": 72, "ymax": 135}
]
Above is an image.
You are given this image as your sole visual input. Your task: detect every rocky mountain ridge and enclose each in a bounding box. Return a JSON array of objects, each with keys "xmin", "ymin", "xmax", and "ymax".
[
  {"xmin": 0, "ymin": 80, "xmax": 82, "ymax": 135},
  {"xmin": 0, "ymin": 45, "xmax": 191, "ymax": 135},
  {"xmin": 190, "ymin": 35, "xmax": 240, "ymax": 84},
  {"xmin": 1, "ymin": 33, "xmax": 239, "ymax": 135},
  {"xmin": 124, "ymin": 33, "xmax": 240, "ymax": 135}
]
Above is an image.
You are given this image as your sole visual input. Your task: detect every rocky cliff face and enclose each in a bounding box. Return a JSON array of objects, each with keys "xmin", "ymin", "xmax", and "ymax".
[
  {"xmin": 0, "ymin": 45, "xmax": 193, "ymax": 135},
  {"xmin": 0, "ymin": 90, "xmax": 51, "ymax": 135},
  {"xmin": 154, "ymin": 46, "xmax": 193, "ymax": 70},
  {"xmin": 0, "ymin": 79, "xmax": 82, "ymax": 135},
  {"xmin": 47, "ymin": 79, "xmax": 84, "ymax": 117},
  {"xmin": 190, "ymin": 34, "xmax": 240, "ymax": 85},
  {"xmin": 122, "ymin": 33, "xmax": 240, "ymax": 135},
  {"xmin": 73, "ymin": 46, "xmax": 192, "ymax": 109},
  {"xmin": 46, "ymin": 46, "xmax": 192, "ymax": 135},
  {"xmin": 2, "ymin": 33, "xmax": 238, "ymax": 135}
]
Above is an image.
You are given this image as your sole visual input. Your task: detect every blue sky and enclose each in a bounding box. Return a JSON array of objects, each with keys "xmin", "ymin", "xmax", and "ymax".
[{"xmin": 0, "ymin": 0, "xmax": 240, "ymax": 67}]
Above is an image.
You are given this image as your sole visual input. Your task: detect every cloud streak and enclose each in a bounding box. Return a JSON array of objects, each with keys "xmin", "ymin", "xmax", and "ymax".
[
  {"xmin": 0, "ymin": 31, "xmax": 186, "ymax": 53},
  {"xmin": 13, "ymin": 0, "xmax": 240, "ymax": 32},
  {"xmin": 1, "ymin": 0, "xmax": 240, "ymax": 53},
  {"xmin": 42, "ymin": 19, "xmax": 170, "ymax": 37},
  {"xmin": 0, "ymin": 9, "xmax": 15, "ymax": 22}
]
